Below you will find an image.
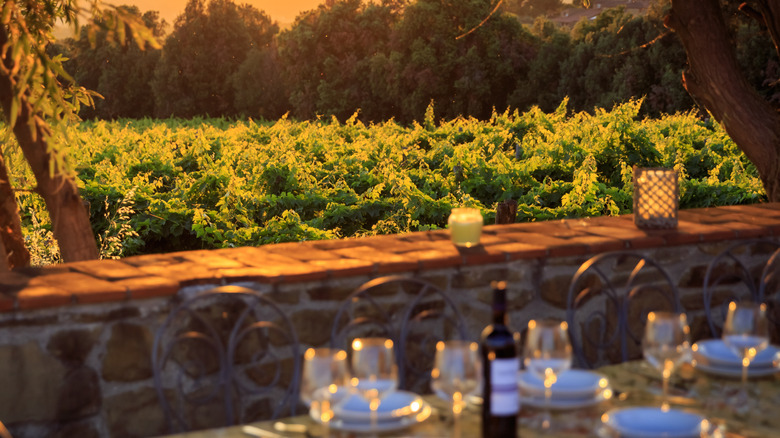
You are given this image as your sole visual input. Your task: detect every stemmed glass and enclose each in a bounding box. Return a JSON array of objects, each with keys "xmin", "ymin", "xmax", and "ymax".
[
  {"xmin": 300, "ymin": 347, "xmax": 349, "ymax": 434},
  {"xmin": 430, "ymin": 340, "xmax": 480, "ymax": 438},
  {"xmin": 348, "ymin": 337, "xmax": 398, "ymax": 430},
  {"xmin": 642, "ymin": 311, "xmax": 691, "ymax": 409},
  {"xmin": 523, "ymin": 319, "xmax": 573, "ymax": 432},
  {"xmin": 722, "ymin": 301, "xmax": 769, "ymax": 401}
]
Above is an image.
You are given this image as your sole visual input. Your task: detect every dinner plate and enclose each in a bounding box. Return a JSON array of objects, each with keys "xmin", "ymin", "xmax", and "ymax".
[
  {"xmin": 521, "ymin": 386, "xmax": 612, "ymax": 410},
  {"xmin": 601, "ymin": 407, "xmax": 707, "ymax": 438},
  {"xmin": 332, "ymin": 390, "xmax": 425, "ymax": 422},
  {"xmin": 310, "ymin": 399, "xmax": 432, "ymax": 433},
  {"xmin": 693, "ymin": 339, "xmax": 780, "ymax": 369},
  {"xmin": 693, "ymin": 361, "xmax": 780, "ymax": 378},
  {"xmin": 518, "ymin": 369, "xmax": 610, "ymax": 401}
]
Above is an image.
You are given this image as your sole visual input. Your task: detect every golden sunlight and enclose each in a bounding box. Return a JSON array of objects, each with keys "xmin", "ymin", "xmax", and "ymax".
[{"xmin": 121, "ymin": 0, "xmax": 324, "ymax": 25}]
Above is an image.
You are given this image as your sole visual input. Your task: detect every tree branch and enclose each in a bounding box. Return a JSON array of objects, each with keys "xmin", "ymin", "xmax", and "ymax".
[
  {"xmin": 666, "ymin": 0, "xmax": 780, "ymax": 201},
  {"xmin": 456, "ymin": 0, "xmax": 504, "ymax": 40},
  {"xmin": 753, "ymin": 0, "xmax": 780, "ymax": 61},
  {"xmin": 0, "ymin": 153, "xmax": 29, "ymax": 268},
  {"xmin": 0, "ymin": 25, "xmax": 99, "ymax": 262}
]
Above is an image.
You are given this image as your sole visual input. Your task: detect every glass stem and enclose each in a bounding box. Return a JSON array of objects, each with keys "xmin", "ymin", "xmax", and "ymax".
[
  {"xmin": 452, "ymin": 395, "xmax": 462, "ymax": 438},
  {"xmin": 742, "ymin": 357, "xmax": 750, "ymax": 395},
  {"xmin": 369, "ymin": 397, "xmax": 379, "ymax": 432},
  {"xmin": 542, "ymin": 386, "xmax": 552, "ymax": 431},
  {"xmin": 661, "ymin": 369, "xmax": 670, "ymax": 410},
  {"xmin": 322, "ymin": 400, "xmax": 331, "ymax": 438}
]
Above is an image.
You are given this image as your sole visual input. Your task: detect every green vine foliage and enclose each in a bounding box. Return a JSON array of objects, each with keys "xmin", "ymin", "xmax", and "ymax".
[{"xmin": 7, "ymin": 100, "xmax": 765, "ymax": 263}]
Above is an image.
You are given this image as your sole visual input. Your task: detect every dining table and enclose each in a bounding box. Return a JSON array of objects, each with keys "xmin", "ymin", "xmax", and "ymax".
[{"xmin": 158, "ymin": 359, "xmax": 780, "ymax": 438}]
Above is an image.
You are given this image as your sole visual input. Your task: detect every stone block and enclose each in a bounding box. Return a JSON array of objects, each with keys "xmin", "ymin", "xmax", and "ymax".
[
  {"xmin": 105, "ymin": 387, "xmax": 167, "ymax": 438},
  {"xmin": 72, "ymin": 306, "xmax": 141, "ymax": 324},
  {"xmin": 654, "ymin": 246, "xmax": 698, "ymax": 265},
  {"xmin": 245, "ymin": 356, "xmax": 297, "ymax": 391},
  {"xmin": 57, "ymin": 366, "xmax": 101, "ymax": 419},
  {"xmin": 102, "ymin": 323, "xmax": 153, "ymax": 382},
  {"xmin": 677, "ymin": 264, "xmax": 709, "ymax": 289},
  {"xmin": 47, "ymin": 328, "xmax": 99, "ymax": 365},
  {"xmin": 540, "ymin": 274, "xmax": 573, "ymax": 309},
  {"xmin": 475, "ymin": 284, "xmax": 533, "ymax": 312},
  {"xmin": 0, "ymin": 342, "xmax": 66, "ymax": 422},
  {"xmin": 452, "ymin": 267, "xmax": 511, "ymax": 289},
  {"xmin": 416, "ymin": 272, "xmax": 452, "ymax": 291},
  {"xmin": 0, "ymin": 314, "xmax": 58, "ymax": 330},
  {"xmin": 263, "ymin": 287, "xmax": 302, "ymax": 306},
  {"xmin": 308, "ymin": 284, "xmax": 359, "ymax": 302},
  {"xmin": 290, "ymin": 308, "xmax": 339, "ymax": 346},
  {"xmin": 51, "ymin": 420, "xmax": 100, "ymax": 438}
]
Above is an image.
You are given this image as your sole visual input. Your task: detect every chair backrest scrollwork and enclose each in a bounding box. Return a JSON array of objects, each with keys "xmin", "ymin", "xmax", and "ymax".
[
  {"xmin": 152, "ymin": 285, "xmax": 301, "ymax": 433},
  {"xmin": 330, "ymin": 275, "xmax": 468, "ymax": 393},
  {"xmin": 702, "ymin": 239, "xmax": 780, "ymax": 339},
  {"xmin": 566, "ymin": 251, "xmax": 683, "ymax": 368}
]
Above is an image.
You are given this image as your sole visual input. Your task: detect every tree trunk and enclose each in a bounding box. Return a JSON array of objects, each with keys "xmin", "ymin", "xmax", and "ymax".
[
  {"xmin": 0, "ymin": 153, "xmax": 30, "ymax": 268},
  {"xmin": 666, "ymin": 0, "xmax": 780, "ymax": 202},
  {"xmin": 0, "ymin": 28, "xmax": 99, "ymax": 262}
]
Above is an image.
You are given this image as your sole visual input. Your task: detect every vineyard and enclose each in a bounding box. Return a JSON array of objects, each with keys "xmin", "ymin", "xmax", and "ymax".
[{"xmin": 6, "ymin": 100, "xmax": 765, "ymax": 264}]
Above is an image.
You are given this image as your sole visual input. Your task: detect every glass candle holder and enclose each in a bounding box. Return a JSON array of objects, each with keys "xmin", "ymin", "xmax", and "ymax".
[
  {"xmin": 448, "ymin": 208, "xmax": 483, "ymax": 248},
  {"xmin": 633, "ymin": 167, "xmax": 678, "ymax": 229}
]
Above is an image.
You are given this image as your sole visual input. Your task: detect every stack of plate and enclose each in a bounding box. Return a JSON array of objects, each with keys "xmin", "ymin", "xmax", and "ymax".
[
  {"xmin": 517, "ymin": 369, "xmax": 611, "ymax": 410},
  {"xmin": 600, "ymin": 407, "xmax": 711, "ymax": 438},
  {"xmin": 692, "ymin": 339, "xmax": 780, "ymax": 378},
  {"xmin": 309, "ymin": 390, "xmax": 432, "ymax": 433}
]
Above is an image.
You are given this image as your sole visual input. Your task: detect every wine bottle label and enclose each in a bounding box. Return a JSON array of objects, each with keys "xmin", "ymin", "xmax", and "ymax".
[{"xmin": 489, "ymin": 357, "xmax": 519, "ymax": 415}]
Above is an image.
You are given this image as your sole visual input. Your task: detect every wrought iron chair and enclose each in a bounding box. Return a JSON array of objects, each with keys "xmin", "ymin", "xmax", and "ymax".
[
  {"xmin": 702, "ymin": 239, "xmax": 780, "ymax": 339},
  {"xmin": 566, "ymin": 251, "xmax": 684, "ymax": 368},
  {"xmin": 330, "ymin": 275, "xmax": 469, "ymax": 394},
  {"xmin": 152, "ymin": 285, "xmax": 301, "ymax": 433}
]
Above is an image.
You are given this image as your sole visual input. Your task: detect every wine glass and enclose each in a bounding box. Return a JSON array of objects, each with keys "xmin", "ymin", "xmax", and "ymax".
[
  {"xmin": 642, "ymin": 311, "xmax": 691, "ymax": 409},
  {"xmin": 722, "ymin": 301, "xmax": 769, "ymax": 401},
  {"xmin": 300, "ymin": 347, "xmax": 349, "ymax": 431},
  {"xmin": 348, "ymin": 337, "xmax": 398, "ymax": 430},
  {"xmin": 431, "ymin": 340, "xmax": 480, "ymax": 438},
  {"xmin": 523, "ymin": 319, "xmax": 573, "ymax": 432}
]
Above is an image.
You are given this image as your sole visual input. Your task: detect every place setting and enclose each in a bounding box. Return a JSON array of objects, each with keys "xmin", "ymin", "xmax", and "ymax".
[
  {"xmin": 599, "ymin": 311, "xmax": 716, "ymax": 438},
  {"xmin": 300, "ymin": 338, "xmax": 432, "ymax": 435},
  {"xmin": 463, "ymin": 319, "xmax": 614, "ymax": 433},
  {"xmin": 692, "ymin": 301, "xmax": 780, "ymax": 380},
  {"xmin": 519, "ymin": 320, "xmax": 613, "ymax": 416}
]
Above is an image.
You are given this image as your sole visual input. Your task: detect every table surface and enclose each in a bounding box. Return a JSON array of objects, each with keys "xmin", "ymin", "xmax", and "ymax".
[{"xmin": 160, "ymin": 360, "xmax": 780, "ymax": 438}]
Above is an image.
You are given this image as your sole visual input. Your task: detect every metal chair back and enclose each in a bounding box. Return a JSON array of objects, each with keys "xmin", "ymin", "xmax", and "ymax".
[
  {"xmin": 330, "ymin": 275, "xmax": 468, "ymax": 393},
  {"xmin": 702, "ymin": 239, "xmax": 780, "ymax": 338},
  {"xmin": 566, "ymin": 251, "xmax": 683, "ymax": 368},
  {"xmin": 152, "ymin": 285, "xmax": 301, "ymax": 433}
]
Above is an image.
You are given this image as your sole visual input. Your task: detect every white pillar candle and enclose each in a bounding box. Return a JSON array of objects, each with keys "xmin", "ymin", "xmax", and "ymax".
[{"xmin": 449, "ymin": 208, "xmax": 483, "ymax": 248}]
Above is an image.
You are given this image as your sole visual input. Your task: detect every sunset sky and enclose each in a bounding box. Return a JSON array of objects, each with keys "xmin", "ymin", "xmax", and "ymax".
[{"xmin": 120, "ymin": 0, "xmax": 325, "ymax": 25}]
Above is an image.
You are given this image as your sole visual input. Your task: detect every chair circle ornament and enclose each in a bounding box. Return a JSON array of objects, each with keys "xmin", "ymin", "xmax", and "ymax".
[
  {"xmin": 151, "ymin": 285, "xmax": 301, "ymax": 433},
  {"xmin": 566, "ymin": 251, "xmax": 683, "ymax": 368}
]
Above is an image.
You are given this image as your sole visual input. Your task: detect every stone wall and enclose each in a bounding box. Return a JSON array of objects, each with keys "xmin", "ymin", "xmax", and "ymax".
[{"xmin": 0, "ymin": 203, "xmax": 779, "ymax": 437}]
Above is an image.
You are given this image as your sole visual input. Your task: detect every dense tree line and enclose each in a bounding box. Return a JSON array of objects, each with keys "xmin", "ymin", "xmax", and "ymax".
[{"xmin": 57, "ymin": 0, "xmax": 778, "ymax": 123}]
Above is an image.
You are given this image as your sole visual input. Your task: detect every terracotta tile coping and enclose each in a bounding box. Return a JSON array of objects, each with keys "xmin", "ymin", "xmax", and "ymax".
[{"xmin": 1, "ymin": 203, "xmax": 779, "ymax": 312}]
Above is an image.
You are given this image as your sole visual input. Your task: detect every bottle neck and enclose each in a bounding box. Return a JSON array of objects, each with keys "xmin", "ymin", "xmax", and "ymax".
[{"xmin": 492, "ymin": 287, "xmax": 507, "ymax": 325}]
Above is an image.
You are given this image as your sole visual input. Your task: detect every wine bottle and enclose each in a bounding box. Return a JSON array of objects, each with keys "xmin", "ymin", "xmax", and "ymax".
[{"xmin": 480, "ymin": 280, "xmax": 519, "ymax": 438}]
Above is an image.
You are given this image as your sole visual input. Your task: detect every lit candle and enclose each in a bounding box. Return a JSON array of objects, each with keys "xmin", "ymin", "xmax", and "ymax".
[
  {"xmin": 633, "ymin": 167, "xmax": 678, "ymax": 229},
  {"xmin": 449, "ymin": 208, "xmax": 483, "ymax": 247}
]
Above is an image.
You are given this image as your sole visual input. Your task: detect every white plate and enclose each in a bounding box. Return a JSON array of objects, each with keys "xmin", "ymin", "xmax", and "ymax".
[
  {"xmin": 518, "ymin": 369, "xmax": 609, "ymax": 401},
  {"xmin": 693, "ymin": 339, "xmax": 779, "ymax": 369},
  {"xmin": 602, "ymin": 407, "xmax": 706, "ymax": 438},
  {"xmin": 521, "ymin": 386, "xmax": 612, "ymax": 410},
  {"xmin": 332, "ymin": 390, "xmax": 425, "ymax": 423},
  {"xmin": 311, "ymin": 400, "xmax": 432, "ymax": 433},
  {"xmin": 693, "ymin": 361, "xmax": 779, "ymax": 378}
]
